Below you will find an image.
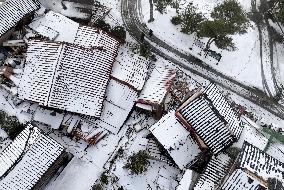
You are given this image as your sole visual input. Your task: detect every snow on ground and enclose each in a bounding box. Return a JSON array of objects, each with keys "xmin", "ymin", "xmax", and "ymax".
[
  {"xmin": 140, "ymin": 0, "xmax": 269, "ymax": 89},
  {"xmin": 104, "ymin": 128, "xmax": 181, "ymax": 190}
]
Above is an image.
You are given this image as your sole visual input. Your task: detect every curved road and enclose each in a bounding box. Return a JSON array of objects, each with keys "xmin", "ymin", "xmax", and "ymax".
[{"xmin": 121, "ymin": 0, "xmax": 284, "ymax": 119}]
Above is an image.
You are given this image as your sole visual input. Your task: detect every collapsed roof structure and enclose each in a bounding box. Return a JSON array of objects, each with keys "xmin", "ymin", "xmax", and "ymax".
[
  {"xmin": 0, "ymin": 124, "xmax": 68, "ymax": 190},
  {"xmin": 0, "ymin": 0, "xmax": 40, "ymax": 43},
  {"xmin": 176, "ymin": 83, "xmax": 243, "ymax": 154}
]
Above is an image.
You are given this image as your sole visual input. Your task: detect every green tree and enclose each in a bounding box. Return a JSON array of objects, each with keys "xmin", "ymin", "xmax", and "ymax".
[
  {"xmin": 110, "ymin": 26, "xmax": 126, "ymax": 43},
  {"xmin": 154, "ymin": 0, "xmax": 172, "ymax": 14},
  {"xmin": 180, "ymin": 4, "xmax": 204, "ymax": 34},
  {"xmin": 124, "ymin": 150, "xmax": 150, "ymax": 174},
  {"xmin": 0, "ymin": 111, "xmax": 25, "ymax": 140},
  {"xmin": 197, "ymin": 0, "xmax": 248, "ymax": 50}
]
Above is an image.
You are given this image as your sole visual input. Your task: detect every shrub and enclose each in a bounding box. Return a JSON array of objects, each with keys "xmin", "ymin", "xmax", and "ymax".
[
  {"xmin": 95, "ymin": 20, "xmax": 111, "ymax": 32},
  {"xmin": 0, "ymin": 110, "xmax": 25, "ymax": 140},
  {"xmin": 154, "ymin": 0, "xmax": 173, "ymax": 14},
  {"xmin": 171, "ymin": 16, "xmax": 182, "ymax": 25},
  {"xmin": 140, "ymin": 43, "xmax": 151, "ymax": 58},
  {"xmin": 100, "ymin": 172, "xmax": 109, "ymax": 185},
  {"xmin": 225, "ymin": 147, "xmax": 240, "ymax": 160},
  {"xmin": 92, "ymin": 184, "xmax": 103, "ymax": 190},
  {"xmin": 110, "ymin": 26, "xmax": 126, "ymax": 43},
  {"xmin": 124, "ymin": 150, "xmax": 150, "ymax": 174}
]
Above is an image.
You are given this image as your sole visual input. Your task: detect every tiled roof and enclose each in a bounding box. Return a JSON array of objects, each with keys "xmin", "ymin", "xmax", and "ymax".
[
  {"xmin": 18, "ymin": 40, "xmax": 115, "ymax": 117},
  {"xmin": 83, "ymin": 79, "xmax": 138, "ymax": 134},
  {"xmin": 0, "ymin": 0, "xmax": 40, "ymax": 38},
  {"xmin": 221, "ymin": 169, "xmax": 267, "ymax": 190},
  {"xmin": 0, "ymin": 124, "xmax": 65, "ymax": 190},
  {"xmin": 194, "ymin": 153, "xmax": 231, "ymax": 190},
  {"xmin": 238, "ymin": 141, "xmax": 284, "ymax": 184},
  {"xmin": 111, "ymin": 48, "xmax": 149, "ymax": 90},
  {"xmin": 204, "ymin": 83, "xmax": 243, "ymax": 138},
  {"xmin": 178, "ymin": 95, "xmax": 235, "ymax": 154},
  {"xmin": 137, "ymin": 66, "xmax": 176, "ymax": 108}
]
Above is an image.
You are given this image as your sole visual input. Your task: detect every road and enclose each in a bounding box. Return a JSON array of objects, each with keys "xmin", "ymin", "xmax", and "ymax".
[{"xmin": 121, "ymin": 0, "xmax": 284, "ymax": 119}]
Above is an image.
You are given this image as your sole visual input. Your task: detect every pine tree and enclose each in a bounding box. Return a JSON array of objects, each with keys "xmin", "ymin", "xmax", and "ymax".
[
  {"xmin": 197, "ymin": 0, "xmax": 248, "ymax": 51},
  {"xmin": 180, "ymin": 4, "xmax": 204, "ymax": 34}
]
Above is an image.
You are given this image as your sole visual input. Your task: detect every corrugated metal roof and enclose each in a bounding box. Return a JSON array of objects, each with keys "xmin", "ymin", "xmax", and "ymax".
[
  {"xmin": 0, "ymin": 0, "xmax": 40, "ymax": 37},
  {"xmin": 0, "ymin": 124, "xmax": 65, "ymax": 190}
]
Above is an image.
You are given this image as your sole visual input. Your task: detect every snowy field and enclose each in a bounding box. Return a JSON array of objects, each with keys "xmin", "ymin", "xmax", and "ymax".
[{"xmin": 140, "ymin": 0, "xmax": 284, "ymax": 92}]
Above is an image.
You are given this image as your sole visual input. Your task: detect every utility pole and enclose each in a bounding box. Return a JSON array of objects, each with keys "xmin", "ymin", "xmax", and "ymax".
[{"xmin": 149, "ymin": 0, "xmax": 154, "ymax": 22}]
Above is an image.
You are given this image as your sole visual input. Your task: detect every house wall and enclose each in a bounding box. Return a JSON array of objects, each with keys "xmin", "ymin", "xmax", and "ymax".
[
  {"xmin": 0, "ymin": 28, "xmax": 15, "ymax": 45},
  {"xmin": 32, "ymin": 151, "xmax": 70, "ymax": 190}
]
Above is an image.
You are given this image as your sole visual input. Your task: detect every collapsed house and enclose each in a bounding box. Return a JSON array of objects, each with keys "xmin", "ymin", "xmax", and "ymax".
[
  {"xmin": 0, "ymin": 124, "xmax": 68, "ymax": 190},
  {"xmin": 0, "ymin": 0, "xmax": 40, "ymax": 44},
  {"xmin": 220, "ymin": 141, "xmax": 284, "ymax": 190},
  {"xmin": 137, "ymin": 65, "xmax": 176, "ymax": 117},
  {"xmin": 175, "ymin": 83, "xmax": 244, "ymax": 154}
]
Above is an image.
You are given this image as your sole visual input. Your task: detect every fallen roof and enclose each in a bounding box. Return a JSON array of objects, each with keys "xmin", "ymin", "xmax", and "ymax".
[
  {"xmin": 177, "ymin": 94, "xmax": 235, "ymax": 154},
  {"xmin": 83, "ymin": 79, "xmax": 138, "ymax": 134},
  {"xmin": 238, "ymin": 141, "xmax": 284, "ymax": 185},
  {"xmin": 194, "ymin": 153, "xmax": 231, "ymax": 190},
  {"xmin": 111, "ymin": 47, "xmax": 149, "ymax": 90},
  {"xmin": 0, "ymin": 0, "xmax": 40, "ymax": 38},
  {"xmin": 137, "ymin": 66, "xmax": 176, "ymax": 109},
  {"xmin": 149, "ymin": 111, "xmax": 201, "ymax": 170},
  {"xmin": 18, "ymin": 40, "xmax": 115, "ymax": 117},
  {"xmin": 220, "ymin": 169, "xmax": 267, "ymax": 190},
  {"xmin": 0, "ymin": 124, "xmax": 65, "ymax": 189}
]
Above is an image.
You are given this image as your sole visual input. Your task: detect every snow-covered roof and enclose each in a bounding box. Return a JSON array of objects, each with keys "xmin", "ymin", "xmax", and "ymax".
[
  {"xmin": 221, "ymin": 169, "xmax": 267, "ymax": 190},
  {"xmin": 0, "ymin": 0, "xmax": 40, "ymax": 38},
  {"xmin": 111, "ymin": 48, "xmax": 149, "ymax": 90},
  {"xmin": 29, "ymin": 11, "xmax": 120, "ymax": 52},
  {"xmin": 194, "ymin": 153, "xmax": 231, "ymax": 190},
  {"xmin": 238, "ymin": 141, "xmax": 284, "ymax": 184},
  {"xmin": 18, "ymin": 40, "xmax": 115, "ymax": 117},
  {"xmin": 137, "ymin": 66, "xmax": 176, "ymax": 109},
  {"xmin": 29, "ymin": 11, "xmax": 79, "ymax": 42},
  {"xmin": 83, "ymin": 79, "xmax": 138, "ymax": 134},
  {"xmin": 233, "ymin": 124, "xmax": 268, "ymax": 150},
  {"xmin": 0, "ymin": 124, "xmax": 65, "ymax": 190},
  {"xmin": 149, "ymin": 111, "xmax": 201, "ymax": 170},
  {"xmin": 204, "ymin": 83, "xmax": 243, "ymax": 138},
  {"xmin": 177, "ymin": 94, "xmax": 235, "ymax": 154},
  {"xmin": 33, "ymin": 107, "xmax": 64, "ymax": 129},
  {"xmin": 177, "ymin": 170, "xmax": 194, "ymax": 190}
]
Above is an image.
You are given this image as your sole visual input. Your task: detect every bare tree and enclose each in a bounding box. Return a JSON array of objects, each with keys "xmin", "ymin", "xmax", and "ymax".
[{"xmin": 149, "ymin": 0, "xmax": 154, "ymax": 22}]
